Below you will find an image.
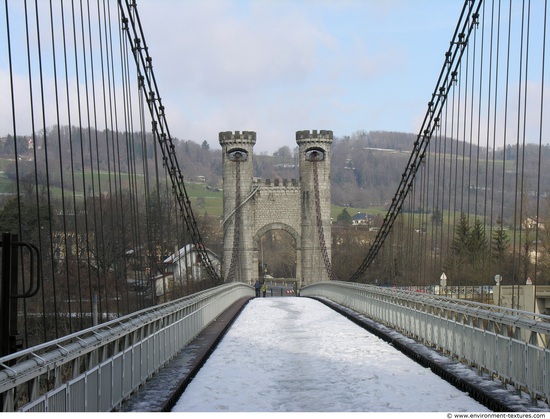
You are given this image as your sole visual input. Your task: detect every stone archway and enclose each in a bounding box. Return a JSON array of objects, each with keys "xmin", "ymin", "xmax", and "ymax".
[{"xmin": 253, "ymin": 222, "xmax": 302, "ymax": 282}]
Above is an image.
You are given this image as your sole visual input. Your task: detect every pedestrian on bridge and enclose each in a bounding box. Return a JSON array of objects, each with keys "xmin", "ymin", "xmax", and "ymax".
[
  {"xmin": 261, "ymin": 282, "xmax": 267, "ymax": 298},
  {"xmin": 254, "ymin": 280, "xmax": 261, "ymax": 297}
]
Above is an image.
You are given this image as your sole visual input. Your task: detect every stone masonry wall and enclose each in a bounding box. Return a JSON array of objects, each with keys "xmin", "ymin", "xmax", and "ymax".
[{"xmin": 253, "ymin": 182, "xmax": 301, "ymax": 234}]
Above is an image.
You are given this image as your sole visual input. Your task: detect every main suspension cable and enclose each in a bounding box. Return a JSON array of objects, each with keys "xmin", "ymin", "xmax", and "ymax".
[
  {"xmin": 118, "ymin": 0, "xmax": 221, "ymax": 284},
  {"xmin": 349, "ymin": 0, "xmax": 483, "ymax": 282}
]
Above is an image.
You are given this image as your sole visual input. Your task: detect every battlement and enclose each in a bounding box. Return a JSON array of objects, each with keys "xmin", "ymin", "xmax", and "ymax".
[
  {"xmin": 254, "ymin": 178, "xmax": 299, "ymax": 188},
  {"xmin": 219, "ymin": 131, "xmax": 256, "ymax": 146},
  {"xmin": 295, "ymin": 130, "xmax": 333, "ymax": 142}
]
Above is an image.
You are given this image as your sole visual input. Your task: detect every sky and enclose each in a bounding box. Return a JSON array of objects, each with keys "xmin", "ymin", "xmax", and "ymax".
[
  {"xmin": 171, "ymin": 297, "xmax": 490, "ymax": 413},
  {"xmin": 135, "ymin": 0, "xmax": 465, "ymax": 153},
  {"xmin": 3, "ymin": 1, "xmax": 548, "ymax": 155}
]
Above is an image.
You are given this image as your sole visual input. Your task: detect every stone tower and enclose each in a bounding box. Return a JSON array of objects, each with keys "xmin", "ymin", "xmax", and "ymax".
[
  {"xmin": 219, "ymin": 130, "xmax": 333, "ymax": 285},
  {"xmin": 219, "ymin": 131, "xmax": 256, "ymax": 282},
  {"xmin": 297, "ymin": 130, "xmax": 333, "ymax": 283}
]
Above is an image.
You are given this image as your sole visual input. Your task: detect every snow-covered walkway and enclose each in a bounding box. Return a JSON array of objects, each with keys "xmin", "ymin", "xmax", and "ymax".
[{"xmin": 172, "ymin": 297, "xmax": 488, "ymax": 412}]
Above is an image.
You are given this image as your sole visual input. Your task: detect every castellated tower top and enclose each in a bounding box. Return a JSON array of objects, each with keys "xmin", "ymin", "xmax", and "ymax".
[
  {"xmin": 219, "ymin": 131, "xmax": 256, "ymax": 146},
  {"xmin": 295, "ymin": 130, "xmax": 333, "ymax": 146}
]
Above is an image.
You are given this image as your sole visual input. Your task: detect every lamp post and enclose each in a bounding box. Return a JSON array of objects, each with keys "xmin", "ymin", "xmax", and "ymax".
[
  {"xmin": 495, "ymin": 274, "xmax": 502, "ymax": 306},
  {"xmin": 440, "ymin": 272, "xmax": 447, "ymax": 296}
]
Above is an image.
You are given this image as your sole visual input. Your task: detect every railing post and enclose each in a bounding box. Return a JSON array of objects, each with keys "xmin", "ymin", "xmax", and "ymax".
[
  {"xmin": 1, "ymin": 232, "xmax": 11, "ymax": 358},
  {"xmin": 1, "ymin": 233, "xmax": 40, "ymax": 362},
  {"xmin": 0, "ymin": 233, "xmax": 17, "ymax": 358}
]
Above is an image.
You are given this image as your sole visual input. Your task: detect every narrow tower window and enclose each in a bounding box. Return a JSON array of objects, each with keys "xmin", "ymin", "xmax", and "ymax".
[
  {"xmin": 305, "ymin": 147, "xmax": 325, "ymax": 162},
  {"xmin": 228, "ymin": 148, "xmax": 248, "ymax": 162}
]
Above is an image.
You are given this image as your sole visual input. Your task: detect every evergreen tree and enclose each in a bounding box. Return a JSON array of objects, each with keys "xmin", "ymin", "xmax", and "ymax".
[
  {"xmin": 444, "ymin": 213, "xmax": 467, "ymax": 283},
  {"xmin": 468, "ymin": 218, "xmax": 488, "ymax": 259},
  {"xmin": 451, "ymin": 212, "xmax": 470, "ymax": 260},
  {"xmin": 336, "ymin": 208, "xmax": 353, "ymax": 225},
  {"xmin": 468, "ymin": 218, "xmax": 489, "ymax": 283},
  {"xmin": 431, "ymin": 207, "xmax": 443, "ymax": 225},
  {"xmin": 491, "ymin": 217, "xmax": 509, "ymax": 258}
]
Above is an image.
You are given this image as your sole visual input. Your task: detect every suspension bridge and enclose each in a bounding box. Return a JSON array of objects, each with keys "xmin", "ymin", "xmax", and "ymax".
[{"xmin": 1, "ymin": 0, "xmax": 550, "ymax": 412}]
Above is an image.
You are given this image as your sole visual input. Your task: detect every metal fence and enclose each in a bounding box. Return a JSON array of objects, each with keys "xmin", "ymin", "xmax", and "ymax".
[
  {"xmin": 0, "ymin": 283, "xmax": 254, "ymax": 412},
  {"xmin": 301, "ymin": 281, "xmax": 550, "ymax": 403}
]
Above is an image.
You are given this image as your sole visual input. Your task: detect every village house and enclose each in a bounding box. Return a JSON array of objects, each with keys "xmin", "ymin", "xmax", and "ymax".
[
  {"xmin": 523, "ymin": 216, "xmax": 545, "ymax": 230},
  {"xmin": 154, "ymin": 244, "xmax": 221, "ymax": 297},
  {"xmin": 352, "ymin": 212, "xmax": 372, "ymax": 226}
]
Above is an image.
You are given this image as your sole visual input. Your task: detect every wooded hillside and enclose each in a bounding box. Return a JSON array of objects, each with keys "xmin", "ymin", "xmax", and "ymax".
[{"xmin": 3, "ymin": 127, "xmax": 549, "ymax": 218}]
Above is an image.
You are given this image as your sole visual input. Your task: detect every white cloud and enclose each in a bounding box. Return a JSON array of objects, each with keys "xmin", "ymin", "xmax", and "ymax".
[{"xmin": 5, "ymin": 0, "xmax": 546, "ymax": 155}]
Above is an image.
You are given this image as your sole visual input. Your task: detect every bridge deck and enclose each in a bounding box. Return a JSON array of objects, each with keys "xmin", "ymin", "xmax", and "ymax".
[
  {"xmin": 169, "ymin": 298, "xmax": 488, "ymax": 412},
  {"xmin": 119, "ymin": 296, "xmax": 251, "ymax": 412}
]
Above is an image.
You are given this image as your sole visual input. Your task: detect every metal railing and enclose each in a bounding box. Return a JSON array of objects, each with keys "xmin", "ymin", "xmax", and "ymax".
[
  {"xmin": 0, "ymin": 283, "xmax": 254, "ymax": 412},
  {"xmin": 301, "ymin": 281, "xmax": 550, "ymax": 403}
]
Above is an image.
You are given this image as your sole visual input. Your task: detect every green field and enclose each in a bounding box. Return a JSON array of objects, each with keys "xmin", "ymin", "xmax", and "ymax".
[
  {"xmin": 186, "ymin": 184, "xmax": 385, "ymax": 220},
  {"xmin": 330, "ymin": 205, "xmax": 387, "ymax": 221},
  {"xmin": 0, "ymin": 164, "xmax": 382, "ymax": 221},
  {"xmin": 185, "ymin": 183, "xmax": 224, "ymax": 217},
  {"xmin": 0, "ymin": 155, "xmax": 502, "ymax": 227}
]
